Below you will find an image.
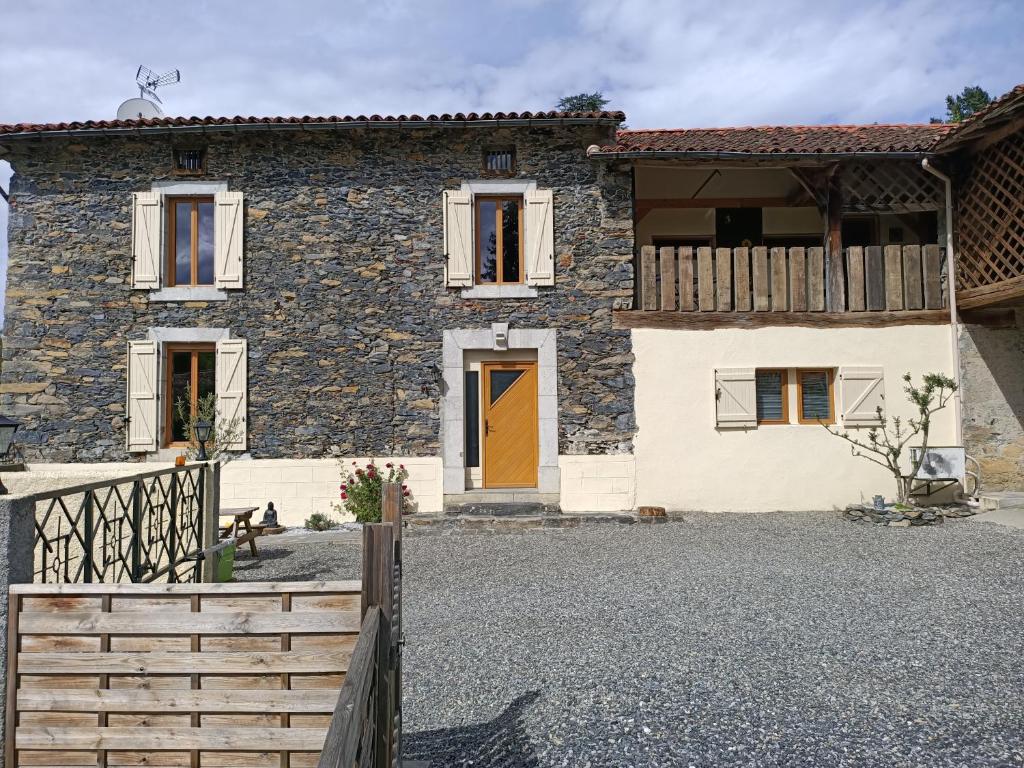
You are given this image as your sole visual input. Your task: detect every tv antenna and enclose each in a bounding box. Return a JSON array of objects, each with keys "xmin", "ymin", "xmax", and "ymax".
[{"xmin": 136, "ymin": 65, "xmax": 180, "ymax": 104}]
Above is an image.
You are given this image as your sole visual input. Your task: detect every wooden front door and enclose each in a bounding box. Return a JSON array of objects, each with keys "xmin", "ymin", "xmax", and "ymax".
[{"xmin": 482, "ymin": 361, "xmax": 538, "ymax": 488}]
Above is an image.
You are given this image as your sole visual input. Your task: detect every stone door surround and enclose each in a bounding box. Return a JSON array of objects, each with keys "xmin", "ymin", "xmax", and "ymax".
[{"xmin": 442, "ymin": 325, "xmax": 558, "ymax": 495}]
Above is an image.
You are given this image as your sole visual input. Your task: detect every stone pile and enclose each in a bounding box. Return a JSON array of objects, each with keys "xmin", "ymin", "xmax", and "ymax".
[{"xmin": 844, "ymin": 503, "xmax": 979, "ymax": 527}]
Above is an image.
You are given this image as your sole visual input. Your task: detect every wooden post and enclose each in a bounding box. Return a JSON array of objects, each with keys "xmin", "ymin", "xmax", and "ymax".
[
  {"xmin": 363, "ymin": 524, "xmax": 394, "ymax": 768},
  {"xmin": 826, "ymin": 171, "xmax": 846, "ymax": 312},
  {"xmin": 380, "ymin": 483, "xmax": 402, "ymax": 768},
  {"xmin": 202, "ymin": 462, "xmax": 221, "ymax": 584}
]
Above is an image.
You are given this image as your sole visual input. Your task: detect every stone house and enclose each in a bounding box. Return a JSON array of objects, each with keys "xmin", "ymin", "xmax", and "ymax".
[{"xmin": 2, "ymin": 84, "xmax": 1023, "ymax": 522}]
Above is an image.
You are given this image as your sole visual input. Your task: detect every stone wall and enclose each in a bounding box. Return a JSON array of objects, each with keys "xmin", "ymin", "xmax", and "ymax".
[
  {"xmin": 1, "ymin": 126, "xmax": 636, "ymax": 462},
  {"xmin": 959, "ymin": 314, "xmax": 1024, "ymax": 489}
]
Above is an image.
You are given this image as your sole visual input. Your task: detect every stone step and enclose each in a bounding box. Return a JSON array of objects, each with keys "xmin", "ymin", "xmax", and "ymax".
[
  {"xmin": 405, "ymin": 511, "xmax": 665, "ymax": 534},
  {"xmin": 443, "ymin": 502, "xmax": 560, "ymax": 517}
]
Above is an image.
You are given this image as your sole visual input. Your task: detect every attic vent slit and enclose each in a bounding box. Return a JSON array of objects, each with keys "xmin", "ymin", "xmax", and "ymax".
[
  {"xmin": 173, "ymin": 148, "xmax": 207, "ymax": 175},
  {"xmin": 484, "ymin": 148, "xmax": 515, "ymax": 174}
]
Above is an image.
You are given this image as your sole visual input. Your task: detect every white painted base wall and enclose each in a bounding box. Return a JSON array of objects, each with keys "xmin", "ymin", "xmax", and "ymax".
[
  {"xmin": 558, "ymin": 455, "xmax": 636, "ymax": 511},
  {"xmin": 631, "ymin": 325, "xmax": 958, "ymax": 512}
]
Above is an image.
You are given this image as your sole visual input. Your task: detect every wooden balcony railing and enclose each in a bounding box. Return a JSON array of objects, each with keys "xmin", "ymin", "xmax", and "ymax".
[{"xmin": 623, "ymin": 244, "xmax": 949, "ymax": 328}]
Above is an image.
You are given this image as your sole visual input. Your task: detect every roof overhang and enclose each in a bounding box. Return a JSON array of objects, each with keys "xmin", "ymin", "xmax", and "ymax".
[{"xmin": 586, "ymin": 148, "xmax": 934, "ymax": 162}]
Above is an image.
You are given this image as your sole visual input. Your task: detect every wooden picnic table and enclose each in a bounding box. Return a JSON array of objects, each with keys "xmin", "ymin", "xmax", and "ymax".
[{"xmin": 219, "ymin": 506, "xmax": 260, "ymax": 557}]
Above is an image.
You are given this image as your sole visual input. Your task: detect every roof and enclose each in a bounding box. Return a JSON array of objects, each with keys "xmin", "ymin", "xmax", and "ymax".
[
  {"xmin": 0, "ymin": 110, "xmax": 626, "ymax": 140},
  {"xmin": 592, "ymin": 123, "xmax": 952, "ymax": 158},
  {"xmin": 931, "ymin": 83, "xmax": 1024, "ymax": 151}
]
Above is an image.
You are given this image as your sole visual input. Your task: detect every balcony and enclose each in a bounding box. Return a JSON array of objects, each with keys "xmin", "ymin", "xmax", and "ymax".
[{"xmin": 616, "ymin": 243, "xmax": 949, "ymax": 329}]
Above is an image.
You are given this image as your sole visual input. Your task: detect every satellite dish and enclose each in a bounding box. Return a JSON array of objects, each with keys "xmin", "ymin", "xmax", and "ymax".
[{"xmin": 117, "ymin": 97, "xmax": 164, "ymax": 120}]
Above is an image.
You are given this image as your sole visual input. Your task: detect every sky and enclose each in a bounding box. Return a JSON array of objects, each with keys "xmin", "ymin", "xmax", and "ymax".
[{"xmin": 1, "ymin": 0, "xmax": 1022, "ymax": 321}]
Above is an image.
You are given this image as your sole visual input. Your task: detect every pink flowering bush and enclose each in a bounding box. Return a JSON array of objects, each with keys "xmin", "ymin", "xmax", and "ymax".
[{"xmin": 333, "ymin": 460, "xmax": 411, "ymax": 523}]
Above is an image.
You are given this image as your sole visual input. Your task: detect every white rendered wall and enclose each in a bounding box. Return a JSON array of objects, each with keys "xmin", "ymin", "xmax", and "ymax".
[
  {"xmin": 631, "ymin": 325, "xmax": 957, "ymax": 512},
  {"xmin": 558, "ymin": 455, "xmax": 636, "ymax": 512}
]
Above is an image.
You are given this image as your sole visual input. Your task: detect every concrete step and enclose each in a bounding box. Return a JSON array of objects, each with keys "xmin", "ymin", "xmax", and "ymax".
[
  {"xmin": 977, "ymin": 491, "xmax": 1024, "ymax": 511},
  {"xmin": 405, "ymin": 511, "xmax": 655, "ymax": 534}
]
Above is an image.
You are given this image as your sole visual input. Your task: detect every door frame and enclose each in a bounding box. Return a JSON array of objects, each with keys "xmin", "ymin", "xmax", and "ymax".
[{"xmin": 481, "ymin": 360, "xmax": 539, "ymax": 489}]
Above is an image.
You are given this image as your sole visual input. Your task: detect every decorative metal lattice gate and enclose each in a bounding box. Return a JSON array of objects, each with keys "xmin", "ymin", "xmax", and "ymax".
[{"xmin": 28, "ymin": 464, "xmax": 208, "ymax": 584}]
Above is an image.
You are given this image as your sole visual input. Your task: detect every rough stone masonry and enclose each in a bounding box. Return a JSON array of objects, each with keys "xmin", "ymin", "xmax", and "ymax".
[{"xmin": 1, "ymin": 124, "xmax": 637, "ymax": 462}]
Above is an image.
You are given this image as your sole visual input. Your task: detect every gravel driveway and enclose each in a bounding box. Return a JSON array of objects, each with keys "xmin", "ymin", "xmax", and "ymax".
[{"xmin": 240, "ymin": 513, "xmax": 1024, "ymax": 767}]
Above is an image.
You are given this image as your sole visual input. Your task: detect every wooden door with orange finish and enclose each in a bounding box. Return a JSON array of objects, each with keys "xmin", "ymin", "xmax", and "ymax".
[{"xmin": 482, "ymin": 361, "xmax": 539, "ymax": 488}]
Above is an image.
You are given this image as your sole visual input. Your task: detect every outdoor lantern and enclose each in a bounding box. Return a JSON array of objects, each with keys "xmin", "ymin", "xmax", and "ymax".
[
  {"xmin": 193, "ymin": 420, "xmax": 212, "ymax": 461},
  {"xmin": 0, "ymin": 416, "xmax": 19, "ymax": 461}
]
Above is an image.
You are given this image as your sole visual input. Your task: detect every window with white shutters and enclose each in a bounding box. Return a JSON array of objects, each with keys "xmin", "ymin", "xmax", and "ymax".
[
  {"xmin": 840, "ymin": 367, "xmax": 885, "ymax": 427},
  {"xmin": 715, "ymin": 368, "xmax": 757, "ymax": 428}
]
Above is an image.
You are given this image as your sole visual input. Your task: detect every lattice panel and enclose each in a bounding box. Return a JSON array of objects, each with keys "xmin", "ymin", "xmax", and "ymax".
[
  {"xmin": 956, "ymin": 130, "xmax": 1024, "ymax": 288},
  {"xmin": 842, "ymin": 160, "xmax": 944, "ymax": 213}
]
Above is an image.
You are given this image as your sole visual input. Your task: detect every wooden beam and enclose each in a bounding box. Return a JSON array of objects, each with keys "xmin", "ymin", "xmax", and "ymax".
[
  {"xmin": 826, "ymin": 170, "xmax": 845, "ymax": 312},
  {"xmin": 956, "ymin": 274, "xmax": 1024, "ymax": 310},
  {"xmin": 635, "ymin": 196, "xmax": 815, "ymax": 221},
  {"xmin": 613, "ymin": 309, "xmax": 950, "ymax": 330}
]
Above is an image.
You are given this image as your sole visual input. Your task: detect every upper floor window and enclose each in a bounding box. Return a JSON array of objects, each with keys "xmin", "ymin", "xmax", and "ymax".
[
  {"xmin": 476, "ymin": 196, "xmax": 522, "ymax": 284},
  {"xmin": 167, "ymin": 197, "xmax": 215, "ymax": 286},
  {"xmin": 173, "ymin": 148, "xmax": 207, "ymax": 176}
]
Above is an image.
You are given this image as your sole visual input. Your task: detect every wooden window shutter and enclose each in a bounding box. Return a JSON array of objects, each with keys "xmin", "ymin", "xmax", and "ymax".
[
  {"xmin": 126, "ymin": 340, "xmax": 159, "ymax": 452},
  {"xmin": 214, "ymin": 191, "xmax": 244, "ymax": 289},
  {"xmin": 839, "ymin": 366, "xmax": 885, "ymax": 426},
  {"xmin": 216, "ymin": 338, "xmax": 248, "ymax": 451},
  {"xmin": 443, "ymin": 190, "xmax": 473, "ymax": 287},
  {"xmin": 131, "ymin": 192, "xmax": 162, "ymax": 289},
  {"xmin": 524, "ymin": 189, "xmax": 555, "ymax": 286},
  {"xmin": 715, "ymin": 368, "xmax": 757, "ymax": 428}
]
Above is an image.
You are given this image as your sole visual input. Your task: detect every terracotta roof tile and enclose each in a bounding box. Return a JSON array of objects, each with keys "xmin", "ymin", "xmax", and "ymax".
[
  {"xmin": 0, "ymin": 110, "xmax": 626, "ymax": 138},
  {"xmin": 599, "ymin": 123, "xmax": 952, "ymax": 156}
]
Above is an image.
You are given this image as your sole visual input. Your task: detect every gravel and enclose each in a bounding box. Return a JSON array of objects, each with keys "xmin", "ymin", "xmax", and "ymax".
[{"xmin": 240, "ymin": 513, "xmax": 1024, "ymax": 767}]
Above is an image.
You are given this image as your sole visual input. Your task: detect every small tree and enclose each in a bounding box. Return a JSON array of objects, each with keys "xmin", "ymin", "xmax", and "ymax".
[
  {"xmin": 556, "ymin": 92, "xmax": 610, "ymax": 113},
  {"xmin": 930, "ymin": 85, "xmax": 992, "ymax": 123},
  {"xmin": 173, "ymin": 385, "xmax": 243, "ymax": 463},
  {"xmin": 824, "ymin": 372, "xmax": 957, "ymax": 504}
]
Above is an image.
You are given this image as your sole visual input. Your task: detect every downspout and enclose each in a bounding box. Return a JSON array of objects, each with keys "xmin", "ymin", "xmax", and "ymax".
[{"xmin": 921, "ymin": 158, "xmax": 963, "ymax": 446}]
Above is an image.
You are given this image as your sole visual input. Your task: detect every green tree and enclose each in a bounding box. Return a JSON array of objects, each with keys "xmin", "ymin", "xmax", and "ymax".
[
  {"xmin": 931, "ymin": 85, "xmax": 992, "ymax": 123},
  {"xmin": 556, "ymin": 92, "xmax": 610, "ymax": 113}
]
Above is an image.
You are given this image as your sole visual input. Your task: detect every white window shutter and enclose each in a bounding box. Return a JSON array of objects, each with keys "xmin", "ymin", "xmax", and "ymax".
[
  {"xmin": 443, "ymin": 190, "xmax": 473, "ymax": 287},
  {"xmin": 131, "ymin": 192, "xmax": 162, "ymax": 289},
  {"xmin": 715, "ymin": 368, "xmax": 757, "ymax": 428},
  {"xmin": 216, "ymin": 338, "xmax": 248, "ymax": 451},
  {"xmin": 214, "ymin": 191, "xmax": 244, "ymax": 289},
  {"xmin": 126, "ymin": 340, "xmax": 159, "ymax": 452},
  {"xmin": 840, "ymin": 367, "xmax": 885, "ymax": 426},
  {"xmin": 524, "ymin": 189, "xmax": 555, "ymax": 286}
]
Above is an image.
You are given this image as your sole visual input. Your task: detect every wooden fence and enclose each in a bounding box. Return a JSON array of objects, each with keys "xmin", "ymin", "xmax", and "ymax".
[
  {"xmin": 319, "ymin": 483, "xmax": 403, "ymax": 768},
  {"xmin": 637, "ymin": 244, "xmax": 946, "ymax": 314}
]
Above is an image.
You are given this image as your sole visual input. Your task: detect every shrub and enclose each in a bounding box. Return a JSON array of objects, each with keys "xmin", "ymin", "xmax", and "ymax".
[
  {"xmin": 304, "ymin": 512, "xmax": 338, "ymax": 531},
  {"xmin": 333, "ymin": 460, "xmax": 411, "ymax": 523}
]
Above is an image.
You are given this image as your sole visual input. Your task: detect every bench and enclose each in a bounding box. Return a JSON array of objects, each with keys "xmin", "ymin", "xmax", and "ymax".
[{"xmin": 5, "ymin": 580, "xmax": 361, "ymax": 767}]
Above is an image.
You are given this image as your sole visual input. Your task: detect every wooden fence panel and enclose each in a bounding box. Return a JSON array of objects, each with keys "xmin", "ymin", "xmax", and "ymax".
[
  {"xmin": 903, "ymin": 245, "xmax": 924, "ymax": 310},
  {"xmin": 884, "ymin": 245, "xmax": 904, "ymax": 310},
  {"xmin": 865, "ymin": 246, "xmax": 886, "ymax": 310},
  {"xmin": 847, "ymin": 246, "xmax": 866, "ymax": 312},
  {"xmin": 789, "ymin": 247, "xmax": 807, "ymax": 311},
  {"xmin": 716, "ymin": 248, "xmax": 732, "ymax": 311},
  {"xmin": 678, "ymin": 247, "xmax": 695, "ymax": 311},
  {"xmin": 770, "ymin": 247, "xmax": 788, "ymax": 311},
  {"xmin": 640, "ymin": 246, "xmax": 657, "ymax": 310},
  {"xmin": 697, "ymin": 247, "xmax": 714, "ymax": 311},
  {"xmin": 733, "ymin": 247, "xmax": 751, "ymax": 311},
  {"xmin": 807, "ymin": 247, "xmax": 825, "ymax": 311},
  {"xmin": 923, "ymin": 244, "xmax": 944, "ymax": 309},
  {"xmin": 659, "ymin": 247, "xmax": 677, "ymax": 311},
  {"xmin": 752, "ymin": 247, "xmax": 770, "ymax": 311}
]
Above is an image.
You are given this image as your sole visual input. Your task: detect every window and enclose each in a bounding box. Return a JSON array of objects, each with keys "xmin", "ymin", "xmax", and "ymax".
[
  {"xmin": 167, "ymin": 197, "xmax": 215, "ymax": 286},
  {"xmin": 797, "ymin": 369, "xmax": 835, "ymax": 424},
  {"xmin": 755, "ymin": 369, "xmax": 788, "ymax": 424},
  {"xmin": 464, "ymin": 371, "xmax": 480, "ymax": 468},
  {"xmin": 173, "ymin": 148, "xmax": 207, "ymax": 176},
  {"xmin": 483, "ymin": 148, "xmax": 515, "ymax": 174},
  {"xmin": 165, "ymin": 344, "xmax": 216, "ymax": 446},
  {"xmin": 476, "ymin": 196, "xmax": 523, "ymax": 284}
]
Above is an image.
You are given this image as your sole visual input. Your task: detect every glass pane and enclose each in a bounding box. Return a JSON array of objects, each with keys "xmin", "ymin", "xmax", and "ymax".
[
  {"xmin": 801, "ymin": 371, "xmax": 831, "ymax": 421},
  {"xmin": 174, "ymin": 202, "xmax": 192, "ymax": 285},
  {"xmin": 756, "ymin": 371, "xmax": 784, "ymax": 422},
  {"xmin": 489, "ymin": 369, "xmax": 525, "ymax": 405},
  {"xmin": 170, "ymin": 351, "xmax": 192, "ymax": 442},
  {"xmin": 197, "ymin": 351, "xmax": 216, "ymax": 401},
  {"xmin": 501, "ymin": 200, "xmax": 520, "ymax": 282},
  {"xmin": 464, "ymin": 372, "xmax": 480, "ymax": 468},
  {"xmin": 478, "ymin": 200, "xmax": 497, "ymax": 283},
  {"xmin": 197, "ymin": 202, "xmax": 215, "ymax": 285}
]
